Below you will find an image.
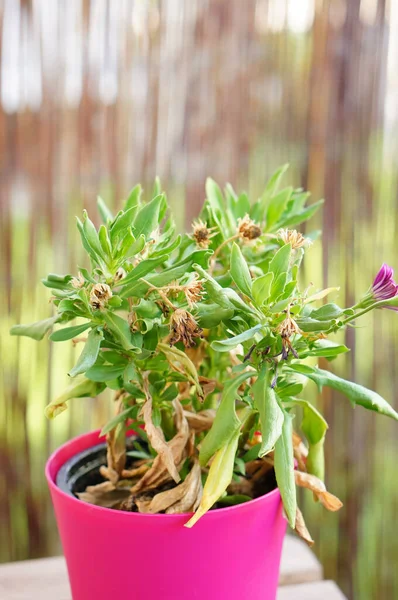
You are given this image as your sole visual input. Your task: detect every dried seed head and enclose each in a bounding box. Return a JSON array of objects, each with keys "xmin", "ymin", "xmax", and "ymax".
[
  {"xmin": 90, "ymin": 283, "xmax": 112, "ymax": 310},
  {"xmin": 277, "ymin": 315, "xmax": 301, "ymax": 360},
  {"xmin": 278, "ymin": 229, "xmax": 311, "ymax": 250},
  {"xmin": 169, "ymin": 309, "xmax": 203, "ymax": 348},
  {"xmin": 192, "ymin": 219, "xmax": 217, "ymax": 249},
  {"xmin": 71, "ymin": 272, "xmax": 85, "ymax": 289},
  {"xmin": 237, "ymin": 215, "xmax": 262, "ymax": 240},
  {"xmin": 115, "ymin": 267, "xmax": 126, "ymax": 282},
  {"xmin": 184, "ymin": 277, "xmax": 205, "ymax": 307}
]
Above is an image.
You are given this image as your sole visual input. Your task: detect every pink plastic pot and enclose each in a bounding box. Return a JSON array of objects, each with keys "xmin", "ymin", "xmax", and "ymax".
[{"xmin": 46, "ymin": 429, "xmax": 287, "ymax": 600}]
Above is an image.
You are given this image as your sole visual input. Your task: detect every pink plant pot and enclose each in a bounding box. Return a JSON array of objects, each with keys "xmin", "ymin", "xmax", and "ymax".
[{"xmin": 46, "ymin": 429, "xmax": 287, "ymax": 600}]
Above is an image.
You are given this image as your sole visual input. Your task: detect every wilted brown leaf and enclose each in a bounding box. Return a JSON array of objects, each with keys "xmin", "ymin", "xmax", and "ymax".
[
  {"xmin": 141, "ymin": 377, "xmax": 181, "ymax": 483},
  {"xmin": 132, "ymin": 398, "xmax": 190, "ymax": 494},
  {"xmin": 121, "ymin": 464, "xmax": 150, "ymax": 479},
  {"xmin": 294, "ymin": 471, "xmax": 343, "ymax": 512},
  {"xmin": 77, "ymin": 481, "xmax": 131, "ymax": 509},
  {"xmin": 293, "ymin": 431, "xmax": 308, "ymax": 472},
  {"xmin": 100, "ymin": 421, "xmax": 127, "ymax": 484},
  {"xmin": 184, "ymin": 409, "xmax": 216, "ymax": 432},
  {"xmin": 294, "ymin": 507, "xmax": 314, "ymax": 547},
  {"xmin": 136, "ymin": 460, "xmax": 203, "ymax": 514}
]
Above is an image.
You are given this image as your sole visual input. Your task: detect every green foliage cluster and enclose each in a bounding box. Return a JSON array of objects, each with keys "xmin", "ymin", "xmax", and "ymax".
[{"xmin": 11, "ymin": 167, "xmax": 398, "ymax": 528}]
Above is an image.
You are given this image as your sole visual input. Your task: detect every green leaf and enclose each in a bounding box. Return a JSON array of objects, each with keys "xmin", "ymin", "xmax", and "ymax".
[
  {"xmin": 252, "ymin": 272, "xmax": 274, "ymax": 306},
  {"xmin": 50, "ymin": 322, "xmax": 91, "ymax": 342},
  {"xmin": 185, "ymin": 427, "xmax": 241, "ymax": 528},
  {"xmin": 196, "ymin": 304, "xmax": 234, "ymax": 328},
  {"xmin": 282, "ymin": 199, "xmax": 324, "ymax": 228},
  {"xmin": 270, "ymin": 272, "xmax": 287, "ymax": 302},
  {"xmin": 100, "ymin": 406, "xmax": 136, "ymax": 436},
  {"xmin": 288, "ymin": 364, "xmax": 398, "ymax": 421},
  {"xmin": 110, "ymin": 207, "xmax": 137, "ymax": 246},
  {"xmin": 206, "ymin": 177, "xmax": 225, "ymax": 214},
  {"xmin": 85, "ymin": 364, "xmax": 126, "ymax": 382},
  {"xmin": 274, "ymin": 410, "xmax": 296, "ymax": 528},
  {"xmin": 133, "ymin": 194, "xmax": 165, "ymax": 239},
  {"xmin": 296, "ymin": 317, "xmax": 333, "ymax": 332},
  {"xmin": 266, "ymin": 187, "xmax": 293, "ymax": 229},
  {"xmin": 98, "ymin": 224, "xmax": 112, "ymax": 258},
  {"xmin": 217, "ymin": 494, "xmax": 252, "ymax": 506},
  {"xmin": 69, "ymin": 328, "xmax": 103, "ymax": 377},
  {"xmin": 199, "ymin": 372, "xmax": 253, "ymax": 466},
  {"xmin": 82, "ymin": 211, "xmax": 105, "ymax": 260},
  {"xmin": 310, "ymin": 303, "xmax": 344, "ymax": 321},
  {"xmin": 124, "ymin": 184, "xmax": 142, "ymax": 212},
  {"xmin": 268, "ymin": 243, "xmax": 291, "ymax": 280},
  {"xmin": 289, "ymin": 398, "xmax": 328, "ymax": 480},
  {"xmin": 211, "ymin": 324, "xmax": 265, "ymax": 353},
  {"xmin": 252, "ymin": 366, "xmax": 284, "ymax": 457},
  {"xmin": 120, "ymin": 255, "xmax": 168, "ymax": 286},
  {"xmin": 45, "ymin": 376, "xmax": 105, "ymax": 419},
  {"xmin": 300, "ymin": 339, "xmax": 349, "ymax": 359},
  {"xmin": 103, "ymin": 312, "xmax": 133, "ymax": 350},
  {"xmin": 41, "ymin": 273, "xmax": 73, "ymax": 290},
  {"xmin": 10, "ymin": 315, "xmax": 60, "ymax": 341},
  {"xmin": 230, "ymin": 242, "xmax": 252, "ymax": 297},
  {"xmin": 97, "ymin": 196, "xmax": 113, "ymax": 224}
]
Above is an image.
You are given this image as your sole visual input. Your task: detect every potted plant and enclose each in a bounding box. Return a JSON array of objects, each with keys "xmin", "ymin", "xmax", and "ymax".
[{"xmin": 11, "ymin": 168, "xmax": 398, "ymax": 600}]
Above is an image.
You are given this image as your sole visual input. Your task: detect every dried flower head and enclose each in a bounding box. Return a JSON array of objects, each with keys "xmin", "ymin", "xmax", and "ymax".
[
  {"xmin": 237, "ymin": 215, "xmax": 262, "ymax": 240},
  {"xmin": 191, "ymin": 219, "xmax": 217, "ymax": 249},
  {"xmin": 184, "ymin": 277, "xmax": 205, "ymax": 307},
  {"xmin": 90, "ymin": 283, "xmax": 112, "ymax": 310},
  {"xmin": 71, "ymin": 272, "xmax": 85, "ymax": 289},
  {"xmin": 115, "ymin": 268, "xmax": 126, "ymax": 282},
  {"xmin": 278, "ymin": 229, "xmax": 310, "ymax": 250},
  {"xmin": 277, "ymin": 315, "xmax": 301, "ymax": 359},
  {"xmin": 169, "ymin": 309, "xmax": 203, "ymax": 348}
]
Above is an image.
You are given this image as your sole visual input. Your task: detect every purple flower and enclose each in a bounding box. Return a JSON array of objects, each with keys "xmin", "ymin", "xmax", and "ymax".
[{"xmin": 372, "ymin": 264, "xmax": 398, "ymax": 309}]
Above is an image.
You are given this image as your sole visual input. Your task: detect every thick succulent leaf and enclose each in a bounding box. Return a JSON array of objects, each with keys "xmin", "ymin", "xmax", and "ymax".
[
  {"xmin": 274, "ymin": 409, "xmax": 296, "ymax": 528},
  {"xmin": 252, "ymin": 366, "xmax": 284, "ymax": 457},
  {"xmin": 185, "ymin": 427, "xmax": 241, "ymax": 528},
  {"xmin": 45, "ymin": 376, "xmax": 105, "ymax": 419},
  {"xmin": 288, "ymin": 398, "xmax": 328, "ymax": 481},
  {"xmin": 199, "ymin": 371, "xmax": 253, "ymax": 466},
  {"xmin": 211, "ymin": 324, "xmax": 265, "ymax": 353},
  {"xmin": 288, "ymin": 364, "xmax": 398, "ymax": 421},
  {"xmin": 230, "ymin": 242, "xmax": 252, "ymax": 297},
  {"xmin": 252, "ymin": 272, "xmax": 274, "ymax": 306},
  {"xmin": 133, "ymin": 194, "xmax": 165, "ymax": 239},
  {"xmin": 97, "ymin": 196, "xmax": 113, "ymax": 224},
  {"xmin": 69, "ymin": 328, "xmax": 103, "ymax": 377},
  {"xmin": 10, "ymin": 315, "xmax": 60, "ymax": 341},
  {"xmin": 268, "ymin": 243, "xmax": 291, "ymax": 281},
  {"xmin": 50, "ymin": 322, "xmax": 91, "ymax": 342}
]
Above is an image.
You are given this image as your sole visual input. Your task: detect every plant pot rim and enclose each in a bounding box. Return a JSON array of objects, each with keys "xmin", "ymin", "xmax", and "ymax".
[{"xmin": 46, "ymin": 428, "xmax": 282, "ymax": 521}]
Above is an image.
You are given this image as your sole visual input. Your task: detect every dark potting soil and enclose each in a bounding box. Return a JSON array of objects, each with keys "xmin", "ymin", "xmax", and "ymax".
[{"xmin": 56, "ymin": 439, "xmax": 277, "ymax": 512}]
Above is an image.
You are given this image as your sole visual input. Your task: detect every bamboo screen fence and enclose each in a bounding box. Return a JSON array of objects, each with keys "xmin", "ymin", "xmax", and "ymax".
[{"xmin": 1, "ymin": 1, "xmax": 398, "ymax": 598}]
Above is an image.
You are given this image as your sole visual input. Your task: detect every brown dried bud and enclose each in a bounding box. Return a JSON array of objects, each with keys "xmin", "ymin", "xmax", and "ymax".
[
  {"xmin": 277, "ymin": 315, "xmax": 301, "ymax": 360},
  {"xmin": 115, "ymin": 268, "xmax": 126, "ymax": 282},
  {"xmin": 90, "ymin": 283, "xmax": 112, "ymax": 310},
  {"xmin": 192, "ymin": 219, "xmax": 217, "ymax": 249},
  {"xmin": 71, "ymin": 272, "xmax": 85, "ymax": 289},
  {"xmin": 237, "ymin": 215, "xmax": 262, "ymax": 240},
  {"xmin": 278, "ymin": 228, "xmax": 311, "ymax": 250},
  {"xmin": 184, "ymin": 277, "xmax": 205, "ymax": 307},
  {"xmin": 169, "ymin": 309, "xmax": 203, "ymax": 348}
]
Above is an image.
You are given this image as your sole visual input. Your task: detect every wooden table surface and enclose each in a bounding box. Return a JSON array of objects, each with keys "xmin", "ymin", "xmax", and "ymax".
[{"xmin": 0, "ymin": 535, "xmax": 346, "ymax": 599}]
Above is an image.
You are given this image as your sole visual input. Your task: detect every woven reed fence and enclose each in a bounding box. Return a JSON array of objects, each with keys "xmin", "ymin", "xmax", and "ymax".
[{"xmin": 1, "ymin": 1, "xmax": 398, "ymax": 598}]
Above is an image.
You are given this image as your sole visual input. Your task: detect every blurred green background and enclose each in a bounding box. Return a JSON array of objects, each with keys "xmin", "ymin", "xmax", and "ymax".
[{"xmin": 1, "ymin": 1, "xmax": 398, "ymax": 598}]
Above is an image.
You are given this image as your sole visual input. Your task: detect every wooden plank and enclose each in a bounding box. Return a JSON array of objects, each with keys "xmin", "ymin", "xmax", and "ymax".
[
  {"xmin": 0, "ymin": 535, "xmax": 323, "ymax": 599},
  {"xmin": 278, "ymin": 580, "xmax": 347, "ymax": 599}
]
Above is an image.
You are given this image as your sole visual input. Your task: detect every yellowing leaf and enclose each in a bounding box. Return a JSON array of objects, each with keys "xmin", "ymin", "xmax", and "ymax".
[{"xmin": 185, "ymin": 428, "xmax": 241, "ymax": 528}]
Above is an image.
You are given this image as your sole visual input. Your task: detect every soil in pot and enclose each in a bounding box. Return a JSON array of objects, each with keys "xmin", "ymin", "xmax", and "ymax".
[{"xmin": 56, "ymin": 436, "xmax": 277, "ymax": 514}]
